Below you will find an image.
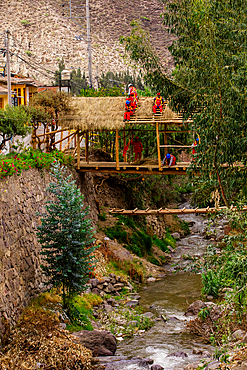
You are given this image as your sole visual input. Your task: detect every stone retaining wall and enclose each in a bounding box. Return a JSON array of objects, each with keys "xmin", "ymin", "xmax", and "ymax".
[{"xmin": 0, "ymin": 168, "xmax": 97, "ymax": 332}]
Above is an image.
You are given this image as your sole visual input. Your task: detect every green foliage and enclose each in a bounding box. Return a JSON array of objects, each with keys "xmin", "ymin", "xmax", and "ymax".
[
  {"xmin": 121, "ymin": 3, "xmax": 247, "ymax": 205},
  {"xmin": 80, "ymin": 86, "xmax": 124, "ymax": 97},
  {"xmin": 37, "ymin": 162, "xmax": 96, "ymax": 309},
  {"xmin": 201, "ymin": 208, "xmax": 247, "ymax": 299},
  {"xmin": 0, "ymin": 149, "xmax": 73, "ymax": 178},
  {"xmin": 66, "ymin": 296, "xmax": 94, "ymax": 332},
  {"xmin": 98, "ymin": 212, "xmax": 107, "ymax": 221},
  {"xmin": 30, "ymin": 90, "xmax": 75, "ymax": 120},
  {"xmin": 0, "ymin": 105, "xmax": 31, "ymax": 150},
  {"xmin": 198, "ymin": 307, "xmax": 211, "ymax": 321},
  {"xmin": 70, "ymin": 68, "xmax": 88, "ymax": 95},
  {"xmin": 20, "ymin": 20, "xmax": 30, "ymax": 26},
  {"xmin": 107, "ymin": 259, "xmax": 145, "ymax": 282},
  {"xmin": 25, "ymin": 50, "xmax": 32, "ymax": 56}
]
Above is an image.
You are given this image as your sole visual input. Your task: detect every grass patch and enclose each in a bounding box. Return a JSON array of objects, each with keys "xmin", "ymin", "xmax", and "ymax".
[
  {"xmin": 107, "ymin": 259, "xmax": 145, "ymax": 282},
  {"xmin": 98, "ymin": 212, "xmax": 107, "ymax": 221}
]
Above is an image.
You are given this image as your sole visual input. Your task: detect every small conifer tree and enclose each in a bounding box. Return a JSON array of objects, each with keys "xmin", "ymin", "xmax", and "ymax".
[{"xmin": 37, "ymin": 162, "xmax": 96, "ymax": 309}]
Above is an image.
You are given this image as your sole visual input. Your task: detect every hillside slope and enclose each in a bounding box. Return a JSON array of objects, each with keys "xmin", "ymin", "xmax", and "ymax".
[{"xmin": 0, "ymin": 0, "xmax": 174, "ymax": 85}]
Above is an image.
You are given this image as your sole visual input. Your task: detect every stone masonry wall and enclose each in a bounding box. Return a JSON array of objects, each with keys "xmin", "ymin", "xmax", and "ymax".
[{"xmin": 0, "ymin": 168, "xmax": 97, "ymax": 333}]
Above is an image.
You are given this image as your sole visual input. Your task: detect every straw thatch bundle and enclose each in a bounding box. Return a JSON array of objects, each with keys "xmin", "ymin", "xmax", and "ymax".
[
  {"xmin": 136, "ymin": 97, "xmax": 177, "ymax": 119},
  {"xmin": 59, "ymin": 97, "xmax": 178, "ymax": 131},
  {"xmin": 60, "ymin": 97, "xmax": 126, "ymax": 131}
]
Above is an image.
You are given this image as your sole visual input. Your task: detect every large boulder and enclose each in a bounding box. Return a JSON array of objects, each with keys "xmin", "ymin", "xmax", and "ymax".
[
  {"xmin": 72, "ymin": 330, "xmax": 117, "ymax": 356},
  {"xmin": 184, "ymin": 300, "xmax": 207, "ymax": 316}
]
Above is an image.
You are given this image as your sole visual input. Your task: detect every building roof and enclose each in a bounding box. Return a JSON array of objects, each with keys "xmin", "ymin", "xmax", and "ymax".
[
  {"xmin": 0, "ymin": 85, "xmax": 13, "ymax": 95},
  {"xmin": 0, "ymin": 76, "xmax": 45, "ymax": 87}
]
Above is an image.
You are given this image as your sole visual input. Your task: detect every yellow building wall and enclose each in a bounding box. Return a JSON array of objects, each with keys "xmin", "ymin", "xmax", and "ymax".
[
  {"xmin": 0, "ymin": 94, "xmax": 8, "ymax": 109},
  {"xmin": 12, "ymin": 84, "xmax": 26, "ymax": 106}
]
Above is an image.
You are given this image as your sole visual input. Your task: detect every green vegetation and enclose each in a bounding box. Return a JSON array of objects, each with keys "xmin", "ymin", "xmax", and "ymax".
[
  {"xmin": 37, "ymin": 162, "xmax": 96, "ymax": 309},
  {"xmin": 120, "ymin": 0, "xmax": 247, "ymax": 206},
  {"xmin": 20, "ymin": 20, "xmax": 30, "ymax": 26},
  {"xmin": 0, "ymin": 149, "xmax": 73, "ymax": 178},
  {"xmin": 107, "ymin": 259, "xmax": 145, "ymax": 282},
  {"xmin": 80, "ymin": 86, "xmax": 124, "ymax": 97},
  {"xmin": 104, "ymin": 214, "xmax": 175, "ymax": 262},
  {"xmin": 25, "ymin": 50, "xmax": 32, "ymax": 56},
  {"xmin": 98, "ymin": 212, "xmax": 107, "ymax": 221},
  {"xmin": 0, "ymin": 105, "xmax": 31, "ymax": 151}
]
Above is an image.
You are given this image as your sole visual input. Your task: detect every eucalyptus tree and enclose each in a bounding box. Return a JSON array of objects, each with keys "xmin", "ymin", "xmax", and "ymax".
[{"xmin": 120, "ymin": 0, "xmax": 247, "ymax": 205}]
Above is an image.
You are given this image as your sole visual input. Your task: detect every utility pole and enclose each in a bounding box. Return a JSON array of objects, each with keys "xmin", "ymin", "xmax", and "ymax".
[
  {"xmin": 65, "ymin": 0, "xmax": 93, "ymax": 88},
  {"xmin": 86, "ymin": 0, "xmax": 92, "ymax": 88},
  {"xmin": 6, "ymin": 30, "xmax": 12, "ymax": 106}
]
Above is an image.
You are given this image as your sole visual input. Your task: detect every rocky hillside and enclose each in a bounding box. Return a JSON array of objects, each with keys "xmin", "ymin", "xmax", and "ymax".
[{"xmin": 0, "ymin": 0, "xmax": 175, "ymax": 85}]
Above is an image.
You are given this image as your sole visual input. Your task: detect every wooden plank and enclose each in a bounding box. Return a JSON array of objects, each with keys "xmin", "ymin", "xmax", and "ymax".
[
  {"xmin": 156, "ymin": 121, "xmax": 162, "ymax": 170},
  {"xmin": 164, "ymin": 123, "xmax": 168, "ymax": 156},
  {"xmin": 123, "ymin": 128, "xmax": 127, "ymax": 162},
  {"xmin": 85, "ymin": 132, "xmax": 89, "ymax": 163},
  {"xmin": 161, "ymin": 144, "xmax": 190, "ymax": 149},
  {"xmin": 60, "ymin": 130, "xmax": 63, "ymax": 151},
  {"xmin": 76, "ymin": 130, "xmax": 80, "ymax": 169},
  {"xmin": 116, "ymin": 129, "xmax": 120, "ymax": 170},
  {"xmin": 53, "ymin": 131, "xmax": 75, "ymax": 146},
  {"xmin": 77, "ymin": 168, "xmax": 188, "ymax": 175},
  {"xmin": 61, "ymin": 132, "xmax": 77, "ymax": 152}
]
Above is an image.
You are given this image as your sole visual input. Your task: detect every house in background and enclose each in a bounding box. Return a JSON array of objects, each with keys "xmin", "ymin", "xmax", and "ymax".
[{"xmin": 0, "ymin": 75, "xmax": 45, "ymax": 108}]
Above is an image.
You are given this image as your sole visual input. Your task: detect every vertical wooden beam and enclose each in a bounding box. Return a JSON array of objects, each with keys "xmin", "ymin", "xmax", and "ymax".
[
  {"xmin": 116, "ymin": 129, "xmax": 120, "ymax": 170},
  {"xmin": 76, "ymin": 130, "xmax": 80, "ymax": 169},
  {"xmin": 60, "ymin": 129, "xmax": 63, "ymax": 151},
  {"xmin": 156, "ymin": 122, "xmax": 162, "ymax": 170},
  {"xmin": 164, "ymin": 123, "xmax": 168, "ymax": 156},
  {"xmin": 85, "ymin": 132, "xmax": 89, "ymax": 163},
  {"xmin": 123, "ymin": 128, "xmax": 127, "ymax": 162}
]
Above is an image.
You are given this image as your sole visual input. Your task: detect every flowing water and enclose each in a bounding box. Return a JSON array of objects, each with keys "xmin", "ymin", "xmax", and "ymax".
[{"xmin": 116, "ymin": 199, "xmax": 222, "ymax": 369}]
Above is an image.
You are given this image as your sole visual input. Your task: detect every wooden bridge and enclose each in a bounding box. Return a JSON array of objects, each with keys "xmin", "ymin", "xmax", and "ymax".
[{"xmin": 31, "ymin": 96, "xmax": 194, "ymax": 175}]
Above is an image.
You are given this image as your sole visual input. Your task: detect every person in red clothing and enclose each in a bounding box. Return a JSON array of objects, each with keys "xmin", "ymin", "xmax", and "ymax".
[
  {"xmin": 131, "ymin": 136, "xmax": 143, "ymax": 161},
  {"xmin": 153, "ymin": 92, "xmax": 164, "ymax": 114},
  {"xmin": 128, "ymin": 84, "xmax": 138, "ymax": 100},
  {"xmin": 123, "ymin": 100, "xmax": 134, "ymax": 121},
  {"xmin": 129, "ymin": 92, "xmax": 138, "ymax": 111},
  {"xmin": 162, "ymin": 153, "xmax": 176, "ymax": 167},
  {"xmin": 191, "ymin": 137, "xmax": 199, "ymax": 155}
]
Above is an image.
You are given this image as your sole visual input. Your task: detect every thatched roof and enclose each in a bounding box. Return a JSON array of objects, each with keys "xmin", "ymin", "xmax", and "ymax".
[{"xmin": 60, "ymin": 97, "xmax": 177, "ymax": 131}]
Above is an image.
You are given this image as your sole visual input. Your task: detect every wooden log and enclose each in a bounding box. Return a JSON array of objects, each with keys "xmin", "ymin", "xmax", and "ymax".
[
  {"xmin": 60, "ymin": 129, "xmax": 64, "ymax": 151},
  {"xmin": 156, "ymin": 121, "xmax": 162, "ymax": 170},
  {"xmin": 164, "ymin": 123, "xmax": 168, "ymax": 156},
  {"xmin": 116, "ymin": 129, "xmax": 120, "ymax": 170},
  {"xmin": 61, "ymin": 132, "xmax": 77, "ymax": 152},
  {"xmin": 36, "ymin": 128, "xmax": 68, "ymax": 137},
  {"xmin": 123, "ymin": 128, "xmax": 127, "ymax": 162},
  {"xmin": 53, "ymin": 131, "xmax": 75, "ymax": 146},
  {"xmin": 85, "ymin": 132, "xmax": 89, "ymax": 163},
  {"xmin": 76, "ymin": 130, "xmax": 80, "ymax": 169}
]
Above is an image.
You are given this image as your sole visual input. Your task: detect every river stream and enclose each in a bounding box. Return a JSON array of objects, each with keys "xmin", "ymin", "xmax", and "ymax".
[{"xmin": 116, "ymin": 199, "xmax": 221, "ymax": 369}]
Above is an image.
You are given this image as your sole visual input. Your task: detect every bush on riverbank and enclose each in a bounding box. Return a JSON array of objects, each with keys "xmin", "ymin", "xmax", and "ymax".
[{"xmin": 0, "ymin": 148, "xmax": 73, "ymax": 178}]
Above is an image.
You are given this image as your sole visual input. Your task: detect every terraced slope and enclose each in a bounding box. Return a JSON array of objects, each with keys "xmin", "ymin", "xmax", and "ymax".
[{"xmin": 0, "ymin": 0, "xmax": 174, "ymax": 85}]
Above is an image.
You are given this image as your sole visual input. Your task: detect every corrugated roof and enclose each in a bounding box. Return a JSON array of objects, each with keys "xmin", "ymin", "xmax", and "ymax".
[{"xmin": 0, "ymin": 76, "xmax": 45, "ymax": 87}]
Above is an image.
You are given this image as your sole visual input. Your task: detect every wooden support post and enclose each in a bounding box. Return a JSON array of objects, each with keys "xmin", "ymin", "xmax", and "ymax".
[
  {"xmin": 123, "ymin": 128, "xmax": 127, "ymax": 162},
  {"xmin": 116, "ymin": 129, "xmax": 120, "ymax": 170},
  {"xmin": 164, "ymin": 123, "xmax": 168, "ymax": 156},
  {"xmin": 60, "ymin": 129, "xmax": 63, "ymax": 151},
  {"xmin": 156, "ymin": 122, "xmax": 162, "ymax": 170},
  {"xmin": 76, "ymin": 130, "xmax": 80, "ymax": 169},
  {"xmin": 85, "ymin": 132, "xmax": 89, "ymax": 163},
  {"xmin": 31, "ymin": 127, "xmax": 36, "ymax": 150}
]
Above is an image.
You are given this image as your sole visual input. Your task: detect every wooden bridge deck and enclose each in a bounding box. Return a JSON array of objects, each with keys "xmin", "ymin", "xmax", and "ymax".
[{"xmin": 76, "ymin": 161, "xmax": 190, "ymax": 175}]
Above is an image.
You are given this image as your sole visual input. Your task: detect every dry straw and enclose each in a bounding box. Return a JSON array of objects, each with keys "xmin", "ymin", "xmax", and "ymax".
[{"xmin": 60, "ymin": 97, "xmax": 178, "ymax": 131}]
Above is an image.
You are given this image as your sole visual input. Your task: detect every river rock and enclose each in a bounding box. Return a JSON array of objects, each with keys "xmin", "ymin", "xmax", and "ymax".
[
  {"xmin": 168, "ymin": 316, "xmax": 179, "ymax": 322},
  {"xmin": 202, "ymin": 350, "xmax": 211, "ymax": 358},
  {"xmin": 143, "ymin": 312, "xmax": 154, "ymax": 318},
  {"xmin": 171, "ymin": 232, "xmax": 181, "ymax": 240},
  {"xmin": 232, "ymin": 329, "xmax": 246, "ymax": 340},
  {"xmin": 151, "ymin": 365, "xmax": 164, "ymax": 370},
  {"xmin": 90, "ymin": 278, "xmax": 99, "ymax": 287},
  {"xmin": 167, "ymin": 351, "xmax": 188, "ymax": 359},
  {"xmin": 147, "ymin": 277, "xmax": 156, "ymax": 283},
  {"xmin": 114, "ymin": 283, "xmax": 124, "ymax": 291},
  {"xmin": 91, "ymin": 287, "xmax": 100, "ymax": 296},
  {"xmin": 184, "ymin": 300, "xmax": 207, "ymax": 316},
  {"xmin": 125, "ymin": 300, "xmax": 139, "ymax": 307},
  {"xmin": 205, "ymin": 361, "xmax": 222, "ymax": 369},
  {"xmin": 184, "ymin": 361, "xmax": 204, "ymax": 370},
  {"xmin": 72, "ymin": 330, "xmax": 117, "ymax": 356}
]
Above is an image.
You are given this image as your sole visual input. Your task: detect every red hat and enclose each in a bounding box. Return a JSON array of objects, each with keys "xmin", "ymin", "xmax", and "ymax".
[{"xmin": 157, "ymin": 92, "xmax": 161, "ymax": 96}]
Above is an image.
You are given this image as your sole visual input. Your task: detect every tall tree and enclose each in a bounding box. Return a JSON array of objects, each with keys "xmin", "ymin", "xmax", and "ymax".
[
  {"xmin": 37, "ymin": 162, "xmax": 96, "ymax": 309},
  {"xmin": 120, "ymin": 1, "xmax": 247, "ymax": 205}
]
